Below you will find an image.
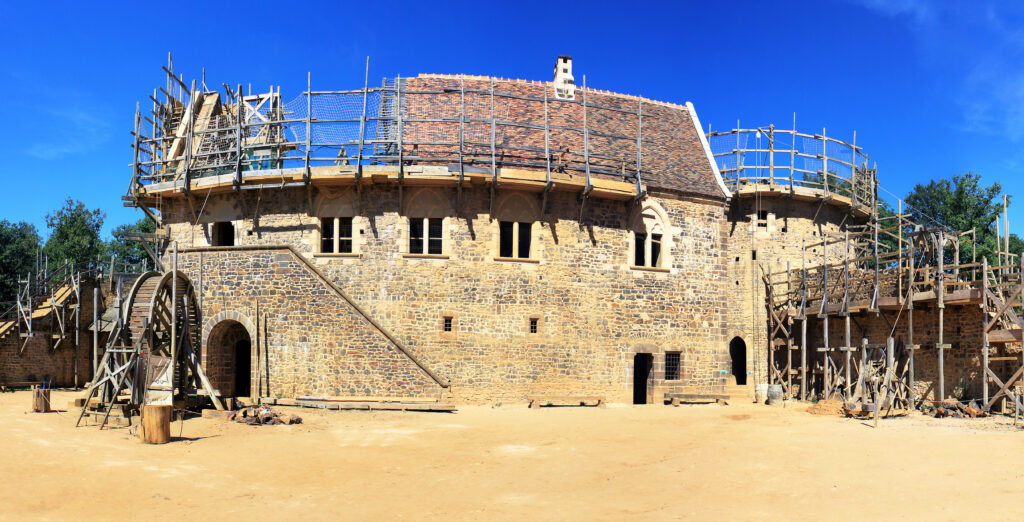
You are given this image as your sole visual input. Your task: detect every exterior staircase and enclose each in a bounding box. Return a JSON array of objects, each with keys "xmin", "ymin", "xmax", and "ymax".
[{"xmin": 725, "ymin": 384, "xmax": 751, "ymax": 401}]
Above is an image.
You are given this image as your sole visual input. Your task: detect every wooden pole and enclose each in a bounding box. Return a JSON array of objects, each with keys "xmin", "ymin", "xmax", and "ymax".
[
  {"xmin": 822, "ymin": 235, "xmax": 830, "ymax": 400},
  {"xmin": 92, "ymin": 287, "xmax": 99, "ymax": 382},
  {"xmin": 171, "ymin": 243, "xmax": 178, "ymax": 379},
  {"xmin": 74, "ymin": 271, "xmax": 80, "ymax": 388},
  {"xmin": 937, "ymin": 231, "xmax": 945, "ymax": 403},
  {"xmin": 908, "ymin": 233, "xmax": 916, "ymax": 406},
  {"xmin": 844, "ymin": 230, "xmax": 851, "ymax": 400},
  {"xmin": 982, "ymin": 256, "xmax": 990, "ymax": 406},
  {"xmin": 800, "ymin": 239, "xmax": 807, "ymax": 401}
]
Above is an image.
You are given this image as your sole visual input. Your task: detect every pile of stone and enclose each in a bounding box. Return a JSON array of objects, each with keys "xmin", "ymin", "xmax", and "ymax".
[
  {"xmin": 930, "ymin": 400, "xmax": 988, "ymax": 419},
  {"xmin": 229, "ymin": 405, "xmax": 302, "ymax": 425}
]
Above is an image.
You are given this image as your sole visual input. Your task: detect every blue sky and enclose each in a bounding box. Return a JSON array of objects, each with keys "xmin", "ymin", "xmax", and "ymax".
[{"xmin": 2, "ymin": 0, "xmax": 1023, "ymax": 237}]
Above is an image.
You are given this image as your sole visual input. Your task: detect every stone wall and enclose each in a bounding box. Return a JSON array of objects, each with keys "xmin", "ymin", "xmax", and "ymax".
[
  {"xmin": 177, "ymin": 248, "xmax": 445, "ymax": 399},
  {"xmin": 725, "ymin": 193, "xmax": 863, "ymax": 388},
  {"xmin": 818, "ymin": 305, "xmax": 1015, "ymax": 403},
  {"xmin": 165, "ymin": 185, "xmax": 732, "ymax": 403},
  {"xmin": 0, "ymin": 279, "xmax": 101, "ymax": 387}
]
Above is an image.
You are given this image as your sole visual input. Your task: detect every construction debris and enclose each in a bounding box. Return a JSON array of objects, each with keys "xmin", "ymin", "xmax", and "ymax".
[
  {"xmin": 229, "ymin": 405, "xmax": 301, "ymax": 425},
  {"xmin": 807, "ymin": 398, "xmax": 845, "ymax": 416},
  {"xmin": 929, "ymin": 400, "xmax": 989, "ymax": 419}
]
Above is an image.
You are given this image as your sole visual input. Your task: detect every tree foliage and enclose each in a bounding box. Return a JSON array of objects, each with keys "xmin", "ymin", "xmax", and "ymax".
[
  {"xmin": 42, "ymin": 198, "xmax": 106, "ymax": 269},
  {"xmin": 0, "ymin": 221, "xmax": 41, "ymax": 303},
  {"xmin": 107, "ymin": 217, "xmax": 156, "ymax": 267},
  {"xmin": 902, "ymin": 172, "xmax": 1005, "ymax": 266}
]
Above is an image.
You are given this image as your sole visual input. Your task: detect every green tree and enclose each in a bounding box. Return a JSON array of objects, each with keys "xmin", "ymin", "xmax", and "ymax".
[
  {"xmin": 42, "ymin": 198, "xmax": 106, "ymax": 269},
  {"xmin": 107, "ymin": 217, "xmax": 156, "ymax": 266},
  {"xmin": 902, "ymin": 172, "xmax": 1004, "ymax": 266},
  {"xmin": 0, "ymin": 221, "xmax": 41, "ymax": 303},
  {"xmin": 1009, "ymin": 233, "xmax": 1024, "ymax": 258}
]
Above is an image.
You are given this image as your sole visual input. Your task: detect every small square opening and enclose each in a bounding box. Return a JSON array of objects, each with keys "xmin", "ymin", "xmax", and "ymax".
[{"xmin": 757, "ymin": 210, "xmax": 768, "ymax": 228}]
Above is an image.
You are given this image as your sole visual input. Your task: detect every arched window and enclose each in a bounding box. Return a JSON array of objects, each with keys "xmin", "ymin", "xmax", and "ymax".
[
  {"xmin": 403, "ymin": 188, "xmax": 450, "ymax": 256},
  {"xmin": 494, "ymin": 192, "xmax": 540, "ymax": 261},
  {"xmin": 630, "ymin": 202, "xmax": 671, "ymax": 269},
  {"xmin": 316, "ymin": 189, "xmax": 359, "ymax": 255}
]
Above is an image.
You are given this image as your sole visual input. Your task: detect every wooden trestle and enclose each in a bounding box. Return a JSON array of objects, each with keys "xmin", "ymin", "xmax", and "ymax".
[{"xmin": 764, "ymin": 210, "xmax": 1024, "ymax": 413}]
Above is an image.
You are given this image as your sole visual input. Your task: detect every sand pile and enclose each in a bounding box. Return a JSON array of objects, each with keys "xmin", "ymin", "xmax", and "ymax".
[{"xmin": 806, "ymin": 398, "xmax": 845, "ymax": 416}]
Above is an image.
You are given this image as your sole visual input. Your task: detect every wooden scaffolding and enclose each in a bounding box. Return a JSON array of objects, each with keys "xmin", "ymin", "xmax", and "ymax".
[{"xmin": 764, "ymin": 205, "xmax": 1024, "ymax": 413}]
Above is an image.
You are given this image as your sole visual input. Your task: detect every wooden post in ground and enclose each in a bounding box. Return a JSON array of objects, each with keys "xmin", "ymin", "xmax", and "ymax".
[
  {"xmin": 908, "ymin": 233, "xmax": 916, "ymax": 407},
  {"xmin": 982, "ymin": 256, "xmax": 990, "ymax": 407},
  {"xmin": 844, "ymin": 230, "xmax": 851, "ymax": 400},
  {"xmin": 140, "ymin": 405, "xmax": 172, "ymax": 444},
  {"xmin": 92, "ymin": 287, "xmax": 99, "ymax": 383},
  {"xmin": 32, "ymin": 386, "xmax": 51, "ymax": 413},
  {"xmin": 937, "ymin": 231, "xmax": 946, "ymax": 403},
  {"xmin": 800, "ymin": 317, "xmax": 807, "ymax": 401}
]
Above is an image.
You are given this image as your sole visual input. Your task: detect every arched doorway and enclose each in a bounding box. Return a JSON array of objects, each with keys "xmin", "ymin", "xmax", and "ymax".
[
  {"xmin": 729, "ymin": 337, "xmax": 747, "ymax": 385},
  {"xmin": 206, "ymin": 320, "xmax": 252, "ymax": 398}
]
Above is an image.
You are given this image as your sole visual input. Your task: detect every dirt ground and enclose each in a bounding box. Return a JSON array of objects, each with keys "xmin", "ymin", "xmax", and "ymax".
[{"xmin": 2, "ymin": 391, "xmax": 1024, "ymax": 521}]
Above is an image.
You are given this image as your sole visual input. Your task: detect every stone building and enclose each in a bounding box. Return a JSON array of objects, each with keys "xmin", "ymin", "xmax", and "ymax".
[{"xmin": 130, "ymin": 57, "xmax": 754, "ymax": 404}]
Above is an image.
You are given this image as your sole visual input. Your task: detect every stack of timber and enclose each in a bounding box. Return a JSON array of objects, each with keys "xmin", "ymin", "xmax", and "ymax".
[{"xmin": 292, "ymin": 395, "xmax": 457, "ymax": 412}]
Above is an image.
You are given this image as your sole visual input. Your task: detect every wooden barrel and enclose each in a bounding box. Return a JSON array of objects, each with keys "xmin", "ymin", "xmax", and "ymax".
[
  {"xmin": 140, "ymin": 405, "xmax": 172, "ymax": 444},
  {"xmin": 32, "ymin": 387, "xmax": 51, "ymax": 413}
]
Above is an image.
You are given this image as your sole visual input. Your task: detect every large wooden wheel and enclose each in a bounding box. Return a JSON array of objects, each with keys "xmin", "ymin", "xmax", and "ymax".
[{"xmin": 121, "ymin": 270, "xmax": 200, "ymax": 359}]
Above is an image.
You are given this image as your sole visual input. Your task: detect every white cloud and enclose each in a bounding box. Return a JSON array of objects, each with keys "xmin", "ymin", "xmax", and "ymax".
[
  {"xmin": 26, "ymin": 109, "xmax": 112, "ymax": 160},
  {"xmin": 853, "ymin": 0, "xmax": 1024, "ymax": 141}
]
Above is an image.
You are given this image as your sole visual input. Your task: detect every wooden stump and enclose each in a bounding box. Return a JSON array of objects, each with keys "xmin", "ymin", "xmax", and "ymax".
[
  {"xmin": 140, "ymin": 405, "xmax": 172, "ymax": 444},
  {"xmin": 32, "ymin": 387, "xmax": 51, "ymax": 413}
]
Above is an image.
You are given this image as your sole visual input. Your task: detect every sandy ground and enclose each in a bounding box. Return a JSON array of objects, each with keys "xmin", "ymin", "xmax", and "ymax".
[{"xmin": 2, "ymin": 391, "xmax": 1024, "ymax": 521}]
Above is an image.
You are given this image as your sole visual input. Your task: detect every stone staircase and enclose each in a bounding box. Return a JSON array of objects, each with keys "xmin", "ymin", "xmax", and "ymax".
[{"xmin": 725, "ymin": 384, "xmax": 751, "ymax": 401}]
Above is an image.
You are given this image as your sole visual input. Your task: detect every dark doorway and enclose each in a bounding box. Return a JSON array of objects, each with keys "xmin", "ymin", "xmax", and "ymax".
[
  {"xmin": 235, "ymin": 338, "xmax": 251, "ymax": 397},
  {"xmin": 206, "ymin": 320, "xmax": 252, "ymax": 397},
  {"xmin": 212, "ymin": 221, "xmax": 235, "ymax": 246},
  {"xmin": 633, "ymin": 353, "xmax": 653, "ymax": 404},
  {"xmin": 730, "ymin": 337, "xmax": 747, "ymax": 385}
]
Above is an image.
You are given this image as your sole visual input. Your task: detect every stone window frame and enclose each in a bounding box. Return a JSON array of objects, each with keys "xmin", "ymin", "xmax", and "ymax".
[
  {"xmin": 627, "ymin": 200, "xmax": 673, "ymax": 273},
  {"xmin": 664, "ymin": 351, "xmax": 681, "ymax": 380},
  {"xmin": 526, "ymin": 315, "xmax": 541, "ymax": 335},
  {"xmin": 210, "ymin": 220, "xmax": 237, "ymax": 247},
  {"xmin": 493, "ymin": 191, "xmax": 542, "ymax": 263},
  {"xmin": 402, "ymin": 187, "xmax": 451, "ymax": 259},
  {"xmin": 440, "ymin": 311, "xmax": 458, "ymax": 340},
  {"xmin": 314, "ymin": 188, "xmax": 362, "ymax": 258},
  {"xmin": 197, "ymin": 194, "xmax": 243, "ymax": 247}
]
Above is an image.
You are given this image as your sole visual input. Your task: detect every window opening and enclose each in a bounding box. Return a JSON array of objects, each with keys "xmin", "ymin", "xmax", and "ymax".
[
  {"xmin": 213, "ymin": 221, "xmax": 235, "ymax": 247},
  {"xmin": 499, "ymin": 221, "xmax": 515, "ymax": 258},
  {"xmin": 499, "ymin": 221, "xmax": 533, "ymax": 259},
  {"xmin": 338, "ymin": 217, "xmax": 353, "ymax": 253},
  {"xmin": 665, "ymin": 352, "xmax": 681, "ymax": 380},
  {"xmin": 321, "ymin": 218, "xmax": 335, "ymax": 253},
  {"xmin": 634, "ymin": 232, "xmax": 647, "ymax": 266},
  {"xmin": 410, "ymin": 218, "xmax": 424, "ymax": 254},
  {"xmin": 651, "ymin": 234, "xmax": 662, "ymax": 267},
  {"xmin": 428, "ymin": 218, "xmax": 443, "ymax": 255},
  {"xmin": 757, "ymin": 210, "xmax": 768, "ymax": 228},
  {"xmin": 517, "ymin": 222, "xmax": 532, "ymax": 258},
  {"xmin": 320, "ymin": 217, "xmax": 354, "ymax": 253}
]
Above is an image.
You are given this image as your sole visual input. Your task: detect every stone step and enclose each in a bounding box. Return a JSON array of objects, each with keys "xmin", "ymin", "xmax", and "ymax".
[{"xmin": 725, "ymin": 385, "xmax": 751, "ymax": 397}]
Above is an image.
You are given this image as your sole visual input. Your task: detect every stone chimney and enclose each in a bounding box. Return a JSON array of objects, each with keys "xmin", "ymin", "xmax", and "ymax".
[{"xmin": 553, "ymin": 55, "xmax": 575, "ymax": 100}]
